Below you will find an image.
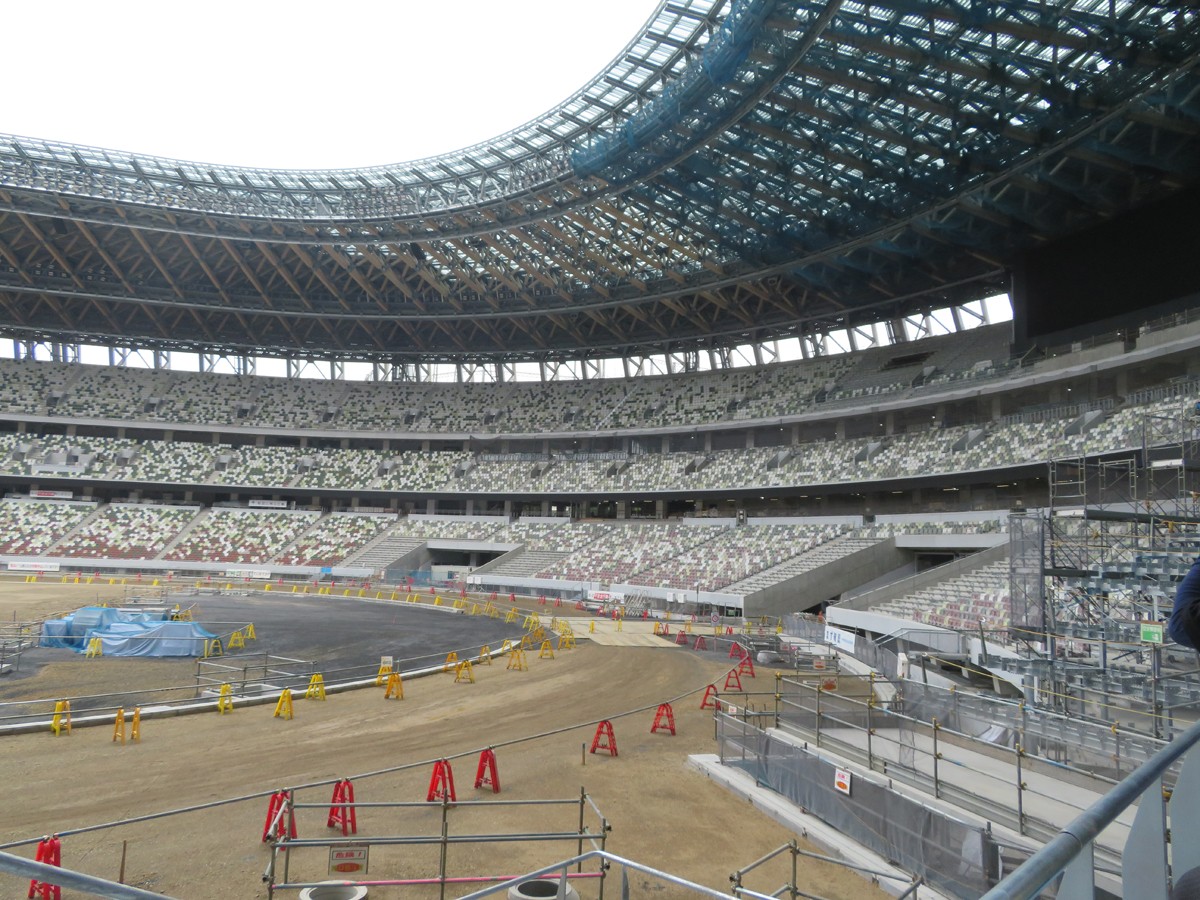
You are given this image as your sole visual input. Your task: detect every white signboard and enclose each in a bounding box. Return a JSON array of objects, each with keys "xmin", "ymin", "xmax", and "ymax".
[
  {"xmin": 589, "ymin": 590, "xmax": 626, "ymax": 602},
  {"xmin": 249, "ymin": 499, "xmax": 289, "ymax": 509},
  {"xmin": 225, "ymin": 568, "xmax": 272, "ymax": 580},
  {"xmin": 328, "ymin": 845, "xmax": 369, "ymax": 875},
  {"xmin": 30, "ymin": 490, "xmax": 73, "ymax": 500},
  {"xmin": 824, "ymin": 625, "xmax": 856, "ymax": 653},
  {"xmin": 7, "ymin": 561, "xmax": 60, "ymax": 572},
  {"xmin": 834, "ymin": 767, "xmax": 852, "ymax": 796}
]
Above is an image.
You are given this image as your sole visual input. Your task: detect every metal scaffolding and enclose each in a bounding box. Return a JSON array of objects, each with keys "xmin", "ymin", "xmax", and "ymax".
[{"xmin": 1006, "ymin": 404, "xmax": 1200, "ymax": 733}]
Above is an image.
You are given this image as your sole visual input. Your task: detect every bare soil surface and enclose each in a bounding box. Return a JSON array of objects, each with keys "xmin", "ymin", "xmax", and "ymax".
[{"xmin": 0, "ymin": 581, "xmax": 888, "ymax": 900}]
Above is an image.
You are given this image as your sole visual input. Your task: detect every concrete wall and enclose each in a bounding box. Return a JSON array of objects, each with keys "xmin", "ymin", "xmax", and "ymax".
[
  {"xmin": 893, "ymin": 533, "xmax": 1008, "ymax": 550},
  {"xmin": 1, "ymin": 556, "xmax": 374, "ymax": 579},
  {"xmin": 834, "ymin": 542, "xmax": 1010, "ymax": 613},
  {"xmin": 874, "ymin": 509, "xmax": 1008, "ymax": 526},
  {"xmin": 467, "ymin": 546, "xmax": 526, "ymax": 576},
  {"xmin": 742, "ymin": 538, "xmax": 910, "ymax": 619},
  {"xmin": 1137, "ymin": 315, "xmax": 1200, "ymax": 350},
  {"xmin": 846, "ymin": 561, "xmax": 919, "ymax": 597},
  {"xmin": 383, "ymin": 544, "xmax": 433, "ymax": 580},
  {"xmin": 824, "ymin": 607, "xmax": 963, "ymax": 654}
]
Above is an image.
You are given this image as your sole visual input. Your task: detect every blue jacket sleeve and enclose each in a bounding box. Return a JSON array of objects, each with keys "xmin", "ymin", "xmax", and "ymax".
[{"xmin": 1167, "ymin": 556, "xmax": 1200, "ymax": 649}]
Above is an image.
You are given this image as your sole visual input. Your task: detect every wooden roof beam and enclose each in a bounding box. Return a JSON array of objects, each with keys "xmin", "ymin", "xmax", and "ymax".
[
  {"xmin": 286, "ymin": 246, "xmax": 380, "ymax": 348},
  {"xmin": 15, "ymin": 214, "xmax": 86, "ymax": 290},
  {"xmin": 253, "ymin": 241, "xmax": 315, "ymax": 310}
]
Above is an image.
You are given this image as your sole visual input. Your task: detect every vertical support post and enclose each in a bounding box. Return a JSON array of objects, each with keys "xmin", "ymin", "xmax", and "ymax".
[
  {"xmin": 790, "ymin": 840, "xmax": 799, "ymax": 900},
  {"xmin": 867, "ymin": 696, "xmax": 875, "ymax": 771},
  {"xmin": 1152, "ymin": 644, "xmax": 1163, "ymax": 740},
  {"xmin": 1057, "ymin": 839, "xmax": 1095, "ymax": 900},
  {"xmin": 1122, "ymin": 775, "xmax": 1169, "ymax": 900},
  {"xmin": 439, "ymin": 800, "xmax": 449, "ymax": 900},
  {"xmin": 932, "ymin": 718, "xmax": 941, "ymax": 800},
  {"xmin": 577, "ymin": 787, "xmax": 585, "ymax": 874},
  {"xmin": 264, "ymin": 841, "xmax": 277, "ymax": 899},
  {"xmin": 761, "ymin": 715, "xmax": 769, "ymax": 787},
  {"xmin": 774, "ymin": 672, "xmax": 782, "ymax": 728},
  {"xmin": 815, "ymin": 685, "xmax": 822, "ymax": 747},
  {"xmin": 599, "ymin": 817, "xmax": 609, "ymax": 900},
  {"xmin": 1015, "ymin": 744, "xmax": 1026, "ymax": 836},
  {"xmin": 281, "ymin": 833, "xmax": 291, "ymax": 888}
]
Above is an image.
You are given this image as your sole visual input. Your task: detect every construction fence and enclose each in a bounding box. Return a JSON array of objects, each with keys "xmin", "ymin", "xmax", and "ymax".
[{"xmin": 717, "ymin": 712, "xmax": 998, "ymax": 898}]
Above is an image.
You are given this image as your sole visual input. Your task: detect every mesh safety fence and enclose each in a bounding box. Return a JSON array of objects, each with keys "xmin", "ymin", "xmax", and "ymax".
[{"xmin": 717, "ymin": 713, "xmax": 999, "ymax": 897}]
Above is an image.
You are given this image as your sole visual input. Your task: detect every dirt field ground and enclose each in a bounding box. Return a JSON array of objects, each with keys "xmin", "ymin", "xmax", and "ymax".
[{"xmin": 0, "ymin": 581, "xmax": 890, "ymax": 900}]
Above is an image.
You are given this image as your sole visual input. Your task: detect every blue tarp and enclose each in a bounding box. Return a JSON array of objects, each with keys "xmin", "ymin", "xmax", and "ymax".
[
  {"xmin": 40, "ymin": 607, "xmax": 214, "ymax": 657},
  {"xmin": 39, "ymin": 606, "xmax": 126, "ymax": 649},
  {"xmin": 93, "ymin": 620, "xmax": 216, "ymax": 657},
  {"xmin": 39, "ymin": 618, "xmax": 73, "ymax": 649}
]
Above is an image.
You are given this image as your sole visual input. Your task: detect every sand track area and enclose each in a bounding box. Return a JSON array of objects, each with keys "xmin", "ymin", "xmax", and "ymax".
[{"xmin": 0, "ymin": 582, "xmax": 884, "ymax": 900}]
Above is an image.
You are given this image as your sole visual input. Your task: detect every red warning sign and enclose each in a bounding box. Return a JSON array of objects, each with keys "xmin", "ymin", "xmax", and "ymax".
[{"xmin": 834, "ymin": 767, "xmax": 852, "ymax": 796}]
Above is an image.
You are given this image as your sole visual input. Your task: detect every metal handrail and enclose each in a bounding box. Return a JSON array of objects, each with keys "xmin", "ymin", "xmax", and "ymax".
[
  {"xmin": 0, "ymin": 849, "xmax": 172, "ymax": 899},
  {"xmin": 456, "ymin": 849, "xmax": 740, "ymax": 900},
  {"xmin": 980, "ymin": 716, "xmax": 1200, "ymax": 899}
]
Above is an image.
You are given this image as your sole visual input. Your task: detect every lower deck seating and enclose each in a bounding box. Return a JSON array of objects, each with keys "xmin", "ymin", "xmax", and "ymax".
[
  {"xmin": 164, "ymin": 508, "xmax": 321, "ymax": 564},
  {"xmin": 869, "ymin": 561, "xmax": 1012, "ymax": 631}
]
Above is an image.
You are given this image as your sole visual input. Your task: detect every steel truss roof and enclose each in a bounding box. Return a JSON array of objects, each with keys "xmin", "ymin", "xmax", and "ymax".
[{"xmin": 0, "ymin": 0, "xmax": 1196, "ymax": 363}]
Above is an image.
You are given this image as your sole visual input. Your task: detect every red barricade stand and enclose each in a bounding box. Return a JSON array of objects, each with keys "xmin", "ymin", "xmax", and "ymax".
[
  {"xmin": 427, "ymin": 759, "xmax": 457, "ymax": 802},
  {"xmin": 28, "ymin": 835, "xmax": 61, "ymax": 900},
  {"xmin": 475, "ymin": 748, "xmax": 501, "ymax": 793},
  {"xmin": 327, "ymin": 778, "xmax": 357, "ymax": 836},
  {"xmin": 262, "ymin": 790, "xmax": 297, "ymax": 842},
  {"xmin": 590, "ymin": 721, "xmax": 618, "ymax": 756},
  {"xmin": 651, "ymin": 703, "xmax": 676, "ymax": 735},
  {"xmin": 737, "ymin": 654, "xmax": 756, "ymax": 678}
]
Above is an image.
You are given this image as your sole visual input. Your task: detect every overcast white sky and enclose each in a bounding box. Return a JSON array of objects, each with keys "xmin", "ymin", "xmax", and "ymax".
[{"xmin": 3, "ymin": 0, "xmax": 658, "ymax": 169}]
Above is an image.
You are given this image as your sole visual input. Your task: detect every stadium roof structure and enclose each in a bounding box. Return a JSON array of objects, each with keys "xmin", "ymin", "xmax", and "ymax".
[{"xmin": 0, "ymin": 0, "xmax": 1197, "ymax": 366}]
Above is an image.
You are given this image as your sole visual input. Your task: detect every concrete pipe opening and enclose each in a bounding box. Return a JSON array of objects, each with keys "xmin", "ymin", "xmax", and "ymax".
[
  {"xmin": 508, "ymin": 878, "xmax": 579, "ymax": 900},
  {"xmin": 297, "ymin": 883, "xmax": 368, "ymax": 900}
]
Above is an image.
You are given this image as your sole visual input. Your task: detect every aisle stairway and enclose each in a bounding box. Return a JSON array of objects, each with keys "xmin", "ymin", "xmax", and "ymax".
[{"xmin": 153, "ymin": 507, "xmax": 209, "ymax": 559}]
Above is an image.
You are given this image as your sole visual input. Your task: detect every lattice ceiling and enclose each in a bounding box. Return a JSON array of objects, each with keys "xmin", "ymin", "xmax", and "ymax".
[{"xmin": 0, "ymin": 0, "xmax": 1196, "ymax": 362}]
